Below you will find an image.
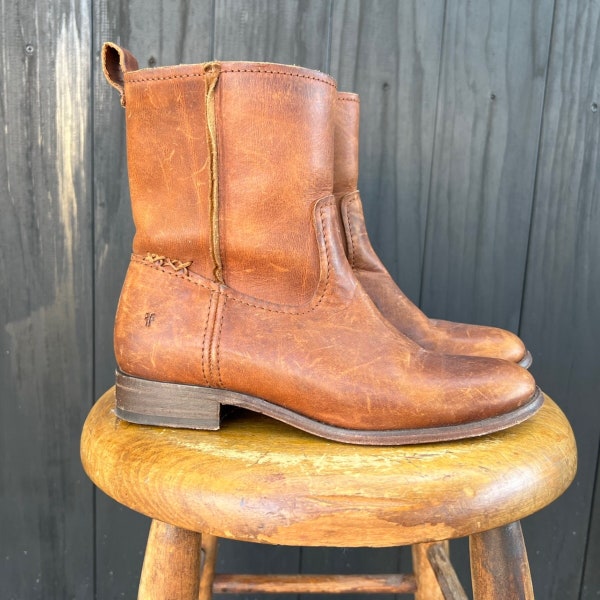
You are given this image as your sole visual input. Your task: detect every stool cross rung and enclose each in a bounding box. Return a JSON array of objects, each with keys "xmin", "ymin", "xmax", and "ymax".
[{"xmin": 211, "ymin": 573, "xmax": 417, "ymax": 595}]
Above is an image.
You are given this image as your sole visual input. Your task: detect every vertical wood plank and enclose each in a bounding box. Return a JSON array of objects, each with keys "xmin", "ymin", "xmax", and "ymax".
[
  {"xmin": 214, "ymin": 0, "xmax": 331, "ymax": 70},
  {"xmin": 213, "ymin": 4, "xmax": 333, "ymax": 598},
  {"xmin": 92, "ymin": 2, "xmax": 214, "ymax": 598},
  {"xmin": 581, "ymin": 447, "xmax": 600, "ymax": 599},
  {"xmin": 519, "ymin": 1, "xmax": 600, "ymax": 597},
  {"xmin": 329, "ymin": 0, "xmax": 446, "ymax": 302},
  {"xmin": 0, "ymin": 0, "xmax": 94, "ymax": 598},
  {"xmin": 421, "ymin": 0, "xmax": 555, "ymax": 330}
]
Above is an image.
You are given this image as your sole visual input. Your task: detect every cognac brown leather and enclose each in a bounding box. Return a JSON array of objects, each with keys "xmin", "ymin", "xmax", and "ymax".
[
  {"xmin": 334, "ymin": 92, "xmax": 531, "ymax": 367},
  {"xmin": 104, "ymin": 43, "xmax": 540, "ymax": 443}
]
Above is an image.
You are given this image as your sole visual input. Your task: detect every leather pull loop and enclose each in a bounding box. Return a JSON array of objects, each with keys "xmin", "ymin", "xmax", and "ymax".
[{"xmin": 102, "ymin": 42, "xmax": 139, "ymax": 106}]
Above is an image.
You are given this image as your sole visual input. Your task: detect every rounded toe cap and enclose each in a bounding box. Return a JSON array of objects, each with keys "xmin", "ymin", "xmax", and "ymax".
[{"xmin": 428, "ymin": 319, "xmax": 529, "ymax": 365}]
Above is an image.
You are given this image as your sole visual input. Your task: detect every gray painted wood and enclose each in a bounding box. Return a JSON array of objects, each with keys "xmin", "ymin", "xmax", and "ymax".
[
  {"xmin": 420, "ymin": 0, "xmax": 555, "ymax": 331},
  {"xmin": 329, "ymin": 0, "xmax": 446, "ymax": 303},
  {"xmin": 417, "ymin": 4, "xmax": 570, "ymax": 594},
  {"xmin": 0, "ymin": 1, "xmax": 94, "ymax": 598},
  {"xmin": 214, "ymin": 0, "xmax": 331, "ymax": 70},
  {"xmin": 92, "ymin": 2, "xmax": 215, "ymax": 598},
  {"xmin": 518, "ymin": 1, "xmax": 600, "ymax": 597},
  {"xmin": 581, "ymin": 446, "xmax": 600, "ymax": 599}
]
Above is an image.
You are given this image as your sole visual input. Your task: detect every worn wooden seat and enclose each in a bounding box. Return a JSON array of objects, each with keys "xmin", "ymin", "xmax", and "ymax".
[{"xmin": 81, "ymin": 388, "xmax": 576, "ymax": 599}]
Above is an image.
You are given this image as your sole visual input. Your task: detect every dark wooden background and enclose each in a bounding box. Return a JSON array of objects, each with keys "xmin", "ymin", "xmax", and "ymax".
[{"xmin": 1, "ymin": 0, "xmax": 599, "ymax": 598}]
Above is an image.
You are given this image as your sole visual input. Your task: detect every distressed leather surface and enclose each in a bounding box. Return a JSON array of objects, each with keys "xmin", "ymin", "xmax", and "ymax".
[
  {"xmin": 334, "ymin": 95, "xmax": 528, "ymax": 364},
  {"xmin": 115, "ymin": 198, "xmax": 535, "ymax": 431},
  {"xmin": 106, "ymin": 45, "xmax": 536, "ymax": 434}
]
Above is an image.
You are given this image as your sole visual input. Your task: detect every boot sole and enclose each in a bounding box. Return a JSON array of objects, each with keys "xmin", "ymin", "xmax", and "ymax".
[
  {"xmin": 114, "ymin": 370, "xmax": 543, "ymax": 445},
  {"xmin": 518, "ymin": 350, "xmax": 533, "ymax": 369}
]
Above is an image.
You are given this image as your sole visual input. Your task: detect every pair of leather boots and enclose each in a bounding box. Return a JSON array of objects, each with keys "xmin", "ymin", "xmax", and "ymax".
[{"xmin": 103, "ymin": 43, "xmax": 541, "ymax": 445}]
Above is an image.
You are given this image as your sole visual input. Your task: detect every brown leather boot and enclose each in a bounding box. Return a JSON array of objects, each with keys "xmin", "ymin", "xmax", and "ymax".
[
  {"xmin": 335, "ymin": 93, "xmax": 532, "ymax": 368},
  {"xmin": 103, "ymin": 43, "xmax": 541, "ymax": 445}
]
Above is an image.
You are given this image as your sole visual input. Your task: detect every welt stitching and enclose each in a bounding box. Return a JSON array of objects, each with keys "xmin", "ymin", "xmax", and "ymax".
[
  {"xmin": 337, "ymin": 97, "xmax": 359, "ymax": 103},
  {"xmin": 343, "ymin": 198, "xmax": 357, "ymax": 268},
  {"xmin": 207, "ymin": 293, "xmax": 218, "ymax": 386},
  {"xmin": 132, "ymin": 200, "xmax": 334, "ymax": 314},
  {"xmin": 215, "ymin": 294, "xmax": 227, "ymax": 388},
  {"xmin": 201, "ymin": 292, "xmax": 214, "ymax": 386},
  {"xmin": 126, "ymin": 69, "xmax": 335, "ymax": 88}
]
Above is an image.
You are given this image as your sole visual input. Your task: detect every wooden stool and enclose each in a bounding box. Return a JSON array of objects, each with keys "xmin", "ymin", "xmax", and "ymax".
[{"xmin": 81, "ymin": 389, "xmax": 576, "ymax": 599}]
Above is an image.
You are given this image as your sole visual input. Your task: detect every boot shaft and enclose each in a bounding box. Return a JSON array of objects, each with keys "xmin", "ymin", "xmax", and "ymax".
[
  {"xmin": 103, "ymin": 43, "xmax": 337, "ymax": 305},
  {"xmin": 334, "ymin": 92, "xmax": 360, "ymax": 196}
]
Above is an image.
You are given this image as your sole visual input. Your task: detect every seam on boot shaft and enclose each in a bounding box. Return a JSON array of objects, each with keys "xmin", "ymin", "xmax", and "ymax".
[{"xmin": 203, "ymin": 63, "xmax": 224, "ymax": 284}]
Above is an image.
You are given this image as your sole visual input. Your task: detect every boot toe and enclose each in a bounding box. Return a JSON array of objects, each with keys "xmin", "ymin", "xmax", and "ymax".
[
  {"xmin": 451, "ymin": 355, "xmax": 537, "ymax": 424},
  {"xmin": 415, "ymin": 351, "xmax": 539, "ymax": 430},
  {"xmin": 428, "ymin": 319, "xmax": 529, "ymax": 365}
]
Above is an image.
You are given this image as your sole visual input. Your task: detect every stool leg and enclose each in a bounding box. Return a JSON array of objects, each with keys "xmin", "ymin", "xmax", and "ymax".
[
  {"xmin": 469, "ymin": 521, "xmax": 534, "ymax": 600},
  {"xmin": 199, "ymin": 534, "xmax": 218, "ymax": 600},
  {"xmin": 412, "ymin": 541, "xmax": 448, "ymax": 600},
  {"xmin": 138, "ymin": 519, "xmax": 202, "ymax": 600}
]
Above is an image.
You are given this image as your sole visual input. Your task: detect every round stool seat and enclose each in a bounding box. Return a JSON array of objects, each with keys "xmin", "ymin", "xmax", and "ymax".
[{"xmin": 81, "ymin": 389, "xmax": 576, "ymax": 547}]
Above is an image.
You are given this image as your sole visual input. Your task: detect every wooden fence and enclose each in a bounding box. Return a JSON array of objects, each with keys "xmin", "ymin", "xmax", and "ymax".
[{"xmin": 1, "ymin": 1, "xmax": 599, "ymax": 598}]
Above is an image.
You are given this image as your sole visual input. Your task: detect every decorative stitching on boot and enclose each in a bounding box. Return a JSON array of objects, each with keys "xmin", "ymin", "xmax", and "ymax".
[
  {"xmin": 207, "ymin": 293, "xmax": 219, "ymax": 387},
  {"xmin": 342, "ymin": 197, "xmax": 357, "ymax": 268},
  {"xmin": 134, "ymin": 252, "xmax": 330, "ymax": 315},
  {"xmin": 201, "ymin": 292, "xmax": 214, "ymax": 386},
  {"xmin": 216, "ymin": 294, "xmax": 227, "ymax": 388},
  {"xmin": 144, "ymin": 252, "xmax": 192, "ymax": 276},
  {"xmin": 126, "ymin": 68, "xmax": 335, "ymax": 88}
]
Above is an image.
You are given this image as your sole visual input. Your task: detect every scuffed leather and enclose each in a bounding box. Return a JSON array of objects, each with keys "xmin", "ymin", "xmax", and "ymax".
[
  {"xmin": 122, "ymin": 60, "xmax": 336, "ymax": 305},
  {"xmin": 115, "ymin": 197, "xmax": 535, "ymax": 431},
  {"xmin": 334, "ymin": 95, "xmax": 528, "ymax": 364},
  {"xmin": 123, "ymin": 65, "xmax": 215, "ymax": 281},
  {"xmin": 106, "ymin": 46, "xmax": 536, "ymax": 434}
]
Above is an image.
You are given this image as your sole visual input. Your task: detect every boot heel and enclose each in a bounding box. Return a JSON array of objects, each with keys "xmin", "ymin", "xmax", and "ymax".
[{"xmin": 115, "ymin": 370, "xmax": 228, "ymax": 430}]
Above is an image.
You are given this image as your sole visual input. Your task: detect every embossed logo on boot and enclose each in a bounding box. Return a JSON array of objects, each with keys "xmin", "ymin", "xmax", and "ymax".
[{"xmin": 144, "ymin": 313, "xmax": 155, "ymax": 327}]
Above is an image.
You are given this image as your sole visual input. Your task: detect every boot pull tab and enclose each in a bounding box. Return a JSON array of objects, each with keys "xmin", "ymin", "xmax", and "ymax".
[{"xmin": 102, "ymin": 42, "xmax": 139, "ymax": 106}]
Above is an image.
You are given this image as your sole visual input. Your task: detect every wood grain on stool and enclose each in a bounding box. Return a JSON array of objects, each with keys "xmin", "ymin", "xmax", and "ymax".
[{"xmin": 81, "ymin": 390, "xmax": 576, "ymax": 548}]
